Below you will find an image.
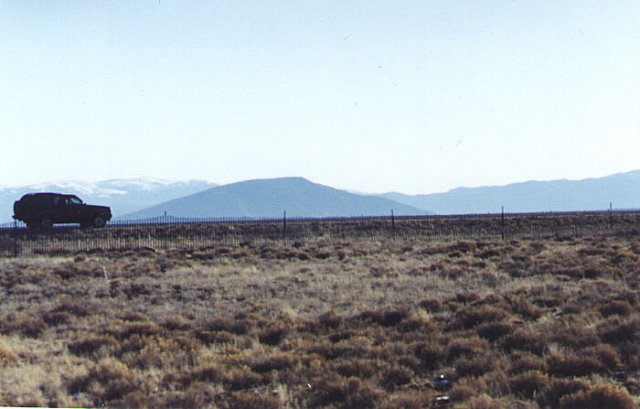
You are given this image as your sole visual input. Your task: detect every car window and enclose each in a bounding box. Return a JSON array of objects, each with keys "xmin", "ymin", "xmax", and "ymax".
[{"xmin": 68, "ymin": 197, "xmax": 83, "ymax": 205}]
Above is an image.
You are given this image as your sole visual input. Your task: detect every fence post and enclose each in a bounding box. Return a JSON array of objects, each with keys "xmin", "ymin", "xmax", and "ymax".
[
  {"xmin": 501, "ymin": 206, "xmax": 505, "ymax": 239},
  {"xmin": 283, "ymin": 211, "xmax": 287, "ymax": 242},
  {"xmin": 391, "ymin": 210, "xmax": 396, "ymax": 239},
  {"xmin": 609, "ymin": 203, "xmax": 613, "ymax": 232}
]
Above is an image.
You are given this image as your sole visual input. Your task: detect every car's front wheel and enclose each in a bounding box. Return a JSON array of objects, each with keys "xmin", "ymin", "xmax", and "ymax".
[
  {"xmin": 92, "ymin": 214, "xmax": 107, "ymax": 228},
  {"xmin": 40, "ymin": 216, "xmax": 53, "ymax": 230}
]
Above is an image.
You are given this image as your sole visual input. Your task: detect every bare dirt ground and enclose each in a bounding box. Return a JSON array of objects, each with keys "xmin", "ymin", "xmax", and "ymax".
[{"xmin": 1, "ymin": 235, "xmax": 640, "ymax": 408}]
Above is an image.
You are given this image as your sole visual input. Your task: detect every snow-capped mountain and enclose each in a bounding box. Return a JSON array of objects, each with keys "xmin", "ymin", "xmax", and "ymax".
[{"xmin": 0, "ymin": 178, "xmax": 217, "ymax": 223}]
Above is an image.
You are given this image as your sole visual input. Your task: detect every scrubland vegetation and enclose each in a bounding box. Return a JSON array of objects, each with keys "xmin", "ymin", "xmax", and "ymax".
[{"xmin": 1, "ymin": 234, "xmax": 640, "ymax": 408}]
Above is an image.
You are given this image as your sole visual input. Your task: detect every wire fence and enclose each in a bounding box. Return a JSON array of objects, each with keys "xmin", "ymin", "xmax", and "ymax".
[{"xmin": 1, "ymin": 210, "xmax": 640, "ymax": 257}]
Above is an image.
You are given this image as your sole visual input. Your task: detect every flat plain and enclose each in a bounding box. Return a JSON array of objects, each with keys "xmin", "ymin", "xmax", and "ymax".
[{"xmin": 1, "ymin": 234, "xmax": 640, "ymax": 408}]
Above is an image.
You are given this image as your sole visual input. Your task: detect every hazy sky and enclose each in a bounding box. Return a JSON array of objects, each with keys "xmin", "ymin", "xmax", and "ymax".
[{"xmin": 1, "ymin": 1, "xmax": 639, "ymax": 194}]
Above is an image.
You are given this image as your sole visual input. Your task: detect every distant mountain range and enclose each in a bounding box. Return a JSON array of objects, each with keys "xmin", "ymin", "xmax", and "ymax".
[
  {"xmin": 1, "ymin": 171, "xmax": 639, "ymax": 223},
  {"xmin": 121, "ymin": 177, "xmax": 423, "ymax": 219},
  {"xmin": 0, "ymin": 178, "xmax": 216, "ymax": 223},
  {"xmin": 380, "ymin": 170, "xmax": 640, "ymax": 214}
]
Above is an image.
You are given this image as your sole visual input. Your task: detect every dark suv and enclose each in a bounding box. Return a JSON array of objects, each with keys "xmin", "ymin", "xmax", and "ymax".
[{"xmin": 13, "ymin": 193, "xmax": 112, "ymax": 229}]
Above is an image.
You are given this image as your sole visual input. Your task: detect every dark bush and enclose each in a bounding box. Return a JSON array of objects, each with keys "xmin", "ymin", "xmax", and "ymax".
[
  {"xmin": 258, "ymin": 327, "xmax": 287, "ymax": 346},
  {"xmin": 224, "ymin": 369, "xmax": 265, "ymax": 391},
  {"xmin": 249, "ymin": 353, "xmax": 297, "ymax": 373},
  {"xmin": 454, "ymin": 304, "xmax": 507, "ymax": 329},
  {"xmin": 455, "ymin": 354, "xmax": 497, "ymax": 377},
  {"xmin": 558, "ymin": 385, "xmax": 635, "ymax": 409},
  {"xmin": 43, "ymin": 311, "xmax": 72, "ymax": 326},
  {"xmin": 509, "ymin": 352, "xmax": 547, "ymax": 374},
  {"xmin": 413, "ymin": 343, "xmax": 445, "ymax": 371},
  {"xmin": 68, "ymin": 335, "xmax": 118, "ymax": 356},
  {"xmin": 476, "ymin": 321, "xmax": 514, "ymax": 342},
  {"xmin": 599, "ymin": 300, "xmax": 633, "ymax": 317},
  {"xmin": 226, "ymin": 392, "xmax": 280, "ymax": 409},
  {"xmin": 537, "ymin": 378, "xmax": 590, "ymax": 408},
  {"xmin": 381, "ymin": 366, "xmax": 413, "ymax": 391},
  {"xmin": 509, "ymin": 370, "xmax": 549, "ymax": 399},
  {"xmin": 501, "ymin": 329, "xmax": 546, "ymax": 355},
  {"xmin": 357, "ymin": 309, "xmax": 408, "ymax": 327},
  {"xmin": 447, "ymin": 337, "xmax": 489, "ymax": 361},
  {"xmin": 547, "ymin": 353, "xmax": 605, "ymax": 377},
  {"xmin": 335, "ymin": 359, "xmax": 381, "ymax": 379},
  {"xmin": 598, "ymin": 317, "xmax": 640, "ymax": 345}
]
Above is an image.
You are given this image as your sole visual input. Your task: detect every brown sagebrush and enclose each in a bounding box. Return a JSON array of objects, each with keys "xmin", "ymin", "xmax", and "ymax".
[
  {"xmin": 447, "ymin": 336, "xmax": 489, "ymax": 361},
  {"xmin": 448, "ymin": 376, "xmax": 486, "ymax": 402},
  {"xmin": 249, "ymin": 353, "xmax": 297, "ymax": 373},
  {"xmin": 509, "ymin": 352, "xmax": 547, "ymax": 374},
  {"xmin": 68, "ymin": 358, "xmax": 139, "ymax": 403},
  {"xmin": 509, "ymin": 370, "xmax": 549, "ymax": 399},
  {"xmin": 163, "ymin": 315, "xmax": 191, "ymax": 331},
  {"xmin": 223, "ymin": 368, "xmax": 265, "ymax": 391},
  {"xmin": 454, "ymin": 304, "xmax": 507, "ymax": 329},
  {"xmin": 68, "ymin": 335, "xmax": 118, "ymax": 357},
  {"xmin": 599, "ymin": 300, "xmax": 634, "ymax": 317},
  {"xmin": 258, "ymin": 326, "xmax": 288, "ymax": 346},
  {"xmin": 536, "ymin": 378, "xmax": 590, "ymax": 408},
  {"xmin": 381, "ymin": 392, "xmax": 432, "ymax": 409},
  {"xmin": 456, "ymin": 394, "xmax": 511, "ymax": 409},
  {"xmin": 598, "ymin": 316, "xmax": 640, "ymax": 345},
  {"xmin": 380, "ymin": 365, "xmax": 413, "ymax": 391},
  {"xmin": 0, "ymin": 343, "xmax": 19, "ymax": 367},
  {"xmin": 224, "ymin": 391, "xmax": 281, "ymax": 409},
  {"xmin": 546, "ymin": 352, "xmax": 605, "ymax": 377},
  {"xmin": 308, "ymin": 377, "xmax": 385, "ymax": 409},
  {"xmin": 357, "ymin": 309, "xmax": 409, "ymax": 327},
  {"xmin": 42, "ymin": 311, "xmax": 72, "ymax": 326},
  {"xmin": 476, "ymin": 321, "xmax": 514, "ymax": 342},
  {"xmin": 454, "ymin": 354, "xmax": 498, "ymax": 377},
  {"xmin": 413, "ymin": 342, "xmax": 446, "ymax": 371},
  {"xmin": 0, "ymin": 313, "xmax": 46, "ymax": 338},
  {"xmin": 334, "ymin": 359, "xmax": 383, "ymax": 379},
  {"xmin": 558, "ymin": 385, "xmax": 635, "ymax": 409},
  {"xmin": 501, "ymin": 328, "xmax": 546, "ymax": 355}
]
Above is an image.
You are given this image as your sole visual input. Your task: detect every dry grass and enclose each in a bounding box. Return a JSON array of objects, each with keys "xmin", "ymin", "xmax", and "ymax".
[{"xmin": 1, "ymin": 235, "xmax": 640, "ymax": 407}]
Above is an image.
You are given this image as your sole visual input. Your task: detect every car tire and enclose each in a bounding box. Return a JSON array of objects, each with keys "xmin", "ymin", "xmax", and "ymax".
[
  {"xmin": 93, "ymin": 214, "xmax": 106, "ymax": 228},
  {"xmin": 40, "ymin": 216, "xmax": 53, "ymax": 230}
]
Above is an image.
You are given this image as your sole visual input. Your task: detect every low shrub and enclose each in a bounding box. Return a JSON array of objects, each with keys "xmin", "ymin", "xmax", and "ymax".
[
  {"xmin": 413, "ymin": 342, "xmax": 446, "ymax": 371},
  {"xmin": 598, "ymin": 316, "xmax": 640, "ymax": 345},
  {"xmin": 249, "ymin": 353, "xmax": 297, "ymax": 373},
  {"xmin": 536, "ymin": 378, "xmax": 590, "ymax": 408},
  {"xmin": 380, "ymin": 365, "xmax": 413, "ymax": 391},
  {"xmin": 456, "ymin": 394, "xmax": 511, "ymax": 409},
  {"xmin": 455, "ymin": 354, "xmax": 498, "ymax": 377},
  {"xmin": 454, "ymin": 304, "xmax": 508, "ymax": 329},
  {"xmin": 558, "ymin": 385, "xmax": 635, "ymax": 409},
  {"xmin": 68, "ymin": 335, "xmax": 118, "ymax": 357},
  {"xmin": 0, "ymin": 314, "xmax": 46, "ymax": 338},
  {"xmin": 547, "ymin": 353, "xmax": 605, "ymax": 377},
  {"xmin": 357, "ymin": 309, "xmax": 409, "ymax": 327},
  {"xmin": 225, "ymin": 391, "xmax": 281, "ymax": 409},
  {"xmin": 447, "ymin": 337, "xmax": 489, "ymax": 361},
  {"xmin": 258, "ymin": 327, "xmax": 287, "ymax": 346},
  {"xmin": 334, "ymin": 359, "xmax": 382, "ymax": 379},
  {"xmin": 68, "ymin": 358, "xmax": 139, "ymax": 404},
  {"xmin": 509, "ymin": 370, "xmax": 549, "ymax": 399},
  {"xmin": 501, "ymin": 328, "xmax": 546, "ymax": 355},
  {"xmin": 599, "ymin": 300, "xmax": 633, "ymax": 317},
  {"xmin": 0, "ymin": 343, "xmax": 19, "ymax": 367},
  {"xmin": 509, "ymin": 352, "xmax": 547, "ymax": 374},
  {"xmin": 476, "ymin": 321, "xmax": 514, "ymax": 342}
]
